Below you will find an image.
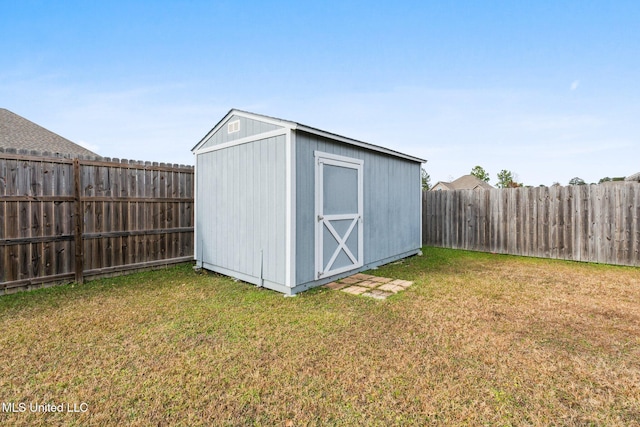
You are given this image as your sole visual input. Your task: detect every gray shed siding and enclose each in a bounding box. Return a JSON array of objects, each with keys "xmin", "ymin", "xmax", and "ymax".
[
  {"xmin": 196, "ymin": 134, "xmax": 287, "ymax": 287},
  {"xmin": 294, "ymin": 131, "xmax": 421, "ymax": 286},
  {"xmin": 199, "ymin": 114, "xmax": 283, "ymax": 149}
]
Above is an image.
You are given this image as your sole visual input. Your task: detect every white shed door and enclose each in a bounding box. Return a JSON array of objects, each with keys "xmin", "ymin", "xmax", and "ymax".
[{"xmin": 315, "ymin": 152, "xmax": 363, "ymax": 279}]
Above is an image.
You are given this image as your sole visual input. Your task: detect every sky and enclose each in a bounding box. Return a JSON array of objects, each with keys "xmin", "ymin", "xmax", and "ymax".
[{"xmin": 1, "ymin": 0, "xmax": 638, "ymax": 187}]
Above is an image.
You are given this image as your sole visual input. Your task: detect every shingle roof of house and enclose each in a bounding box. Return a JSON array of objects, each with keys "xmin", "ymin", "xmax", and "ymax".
[
  {"xmin": 625, "ymin": 172, "xmax": 640, "ymax": 182},
  {"xmin": 0, "ymin": 108, "xmax": 99, "ymax": 157},
  {"xmin": 431, "ymin": 174, "xmax": 494, "ymax": 191},
  {"xmin": 432, "ymin": 182, "xmax": 454, "ymax": 190}
]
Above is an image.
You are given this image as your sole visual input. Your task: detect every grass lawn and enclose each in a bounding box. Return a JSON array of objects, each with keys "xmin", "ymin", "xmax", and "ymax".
[{"xmin": 1, "ymin": 247, "xmax": 639, "ymax": 426}]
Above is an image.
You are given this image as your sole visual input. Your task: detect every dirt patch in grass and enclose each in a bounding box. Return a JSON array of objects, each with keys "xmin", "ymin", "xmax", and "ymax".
[{"xmin": 1, "ymin": 249, "xmax": 639, "ymax": 425}]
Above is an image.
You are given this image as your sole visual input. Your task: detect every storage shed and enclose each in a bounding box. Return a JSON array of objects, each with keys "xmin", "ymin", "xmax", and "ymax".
[{"xmin": 192, "ymin": 109, "xmax": 425, "ymax": 295}]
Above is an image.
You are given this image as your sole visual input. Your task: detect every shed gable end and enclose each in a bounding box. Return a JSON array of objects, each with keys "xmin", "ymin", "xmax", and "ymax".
[{"xmin": 198, "ymin": 114, "xmax": 284, "ymax": 150}]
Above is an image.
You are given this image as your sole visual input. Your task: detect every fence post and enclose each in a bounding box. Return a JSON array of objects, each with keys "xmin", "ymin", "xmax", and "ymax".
[{"xmin": 73, "ymin": 158, "xmax": 84, "ymax": 284}]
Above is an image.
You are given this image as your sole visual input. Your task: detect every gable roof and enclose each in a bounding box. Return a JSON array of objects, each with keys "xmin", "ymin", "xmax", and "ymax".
[
  {"xmin": 431, "ymin": 181, "xmax": 454, "ymax": 191},
  {"xmin": 0, "ymin": 108, "xmax": 99, "ymax": 157},
  {"xmin": 625, "ymin": 172, "xmax": 640, "ymax": 182},
  {"xmin": 193, "ymin": 109, "xmax": 426, "ymax": 163},
  {"xmin": 431, "ymin": 175, "xmax": 494, "ymax": 191}
]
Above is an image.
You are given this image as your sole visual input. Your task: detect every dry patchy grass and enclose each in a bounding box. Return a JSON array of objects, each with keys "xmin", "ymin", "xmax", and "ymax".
[{"xmin": 1, "ymin": 248, "xmax": 639, "ymax": 426}]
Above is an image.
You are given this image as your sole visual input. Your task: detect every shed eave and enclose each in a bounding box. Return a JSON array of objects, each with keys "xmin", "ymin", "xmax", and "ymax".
[
  {"xmin": 192, "ymin": 108, "xmax": 426, "ymax": 164},
  {"xmin": 293, "ymin": 124, "xmax": 426, "ymax": 163}
]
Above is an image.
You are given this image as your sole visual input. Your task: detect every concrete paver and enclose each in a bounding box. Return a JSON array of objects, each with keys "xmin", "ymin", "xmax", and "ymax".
[
  {"xmin": 351, "ymin": 273, "xmax": 377, "ymax": 280},
  {"xmin": 357, "ymin": 280, "xmax": 380, "ymax": 288},
  {"xmin": 341, "ymin": 285, "xmax": 369, "ymax": 295},
  {"xmin": 377, "ymin": 283, "xmax": 405, "ymax": 293},
  {"xmin": 362, "ymin": 290, "xmax": 392, "ymax": 299},
  {"xmin": 334, "ymin": 274, "xmax": 414, "ymax": 299},
  {"xmin": 388, "ymin": 279, "xmax": 413, "ymax": 288},
  {"xmin": 324, "ymin": 281, "xmax": 350, "ymax": 290},
  {"xmin": 397, "ymin": 280, "xmax": 413, "ymax": 287},
  {"xmin": 370, "ymin": 276, "xmax": 393, "ymax": 283}
]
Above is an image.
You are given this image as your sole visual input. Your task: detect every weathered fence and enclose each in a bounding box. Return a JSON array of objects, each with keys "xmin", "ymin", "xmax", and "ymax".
[
  {"xmin": 423, "ymin": 184, "xmax": 640, "ymax": 267},
  {"xmin": 0, "ymin": 148, "xmax": 194, "ymax": 294}
]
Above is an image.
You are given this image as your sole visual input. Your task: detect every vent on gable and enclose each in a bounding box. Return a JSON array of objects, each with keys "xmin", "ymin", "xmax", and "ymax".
[{"xmin": 227, "ymin": 120, "xmax": 240, "ymax": 134}]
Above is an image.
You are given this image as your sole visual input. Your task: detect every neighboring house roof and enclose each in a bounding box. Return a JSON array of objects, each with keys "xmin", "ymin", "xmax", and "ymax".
[
  {"xmin": 431, "ymin": 175, "xmax": 494, "ymax": 191},
  {"xmin": 431, "ymin": 181, "xmax": 454, "ymax": 191},
  {"xmin": 192, "ymin": 108, "xmax": 426, "ymax": 163},
  {"xmin": 0, "ymin": 108, "xmax": 99, "ymax": 157},
  {"xmin": 625, "ymin": 172, "xmax": 640, "ymax": 182}
]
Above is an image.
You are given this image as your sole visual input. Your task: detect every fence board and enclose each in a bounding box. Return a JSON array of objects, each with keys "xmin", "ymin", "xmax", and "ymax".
[
  {"xmin": 423, "ymin": 184, "xmax": 640, "ymax": 267},
  {"xmin": 1, "ymin": 149, "xmax": 194, "ymax": 294}
]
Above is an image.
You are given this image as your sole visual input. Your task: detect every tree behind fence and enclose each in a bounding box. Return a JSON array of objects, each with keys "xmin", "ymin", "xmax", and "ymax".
[
  {"xmin": 423, "ymin": 185, "xmax": 640, "ymax": 267},
  {"xmin": 0, "ymin": 148, "xmax": 194, "ymax": 294}
]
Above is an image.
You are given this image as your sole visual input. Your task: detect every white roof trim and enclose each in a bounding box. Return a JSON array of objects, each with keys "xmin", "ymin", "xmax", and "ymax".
[
  {"xmin": 192, "ymin": 109, "xmax": 426, "ymax": 163},
  {"xmin": 193, "ymin": 128, "xmax": 288, "ymax": 155},
  {"xmin": 191, "ymin": 109, "xmax": 293, "ymax": 152}
]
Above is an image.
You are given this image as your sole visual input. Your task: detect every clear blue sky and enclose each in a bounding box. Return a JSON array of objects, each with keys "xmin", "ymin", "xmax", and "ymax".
[{"xmin": 2, "ymin": 0, "xmax": 638, "ymax": 186}]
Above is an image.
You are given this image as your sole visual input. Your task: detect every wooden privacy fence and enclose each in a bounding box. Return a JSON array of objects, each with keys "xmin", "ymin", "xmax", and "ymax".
[
  {"xmin": 423, "ymin": 184, "xmax": 640, "ymax": 267},
  {"xmin": 0, "ymin": 148, "xmax": 194, "ymax": 294}
]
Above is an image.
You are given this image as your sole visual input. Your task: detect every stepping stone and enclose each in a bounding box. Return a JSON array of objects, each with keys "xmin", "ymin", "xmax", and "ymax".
[
  {"xmin": 351, "ymin": 273, "xmax": 376, "ymax": 280},
  {"xmin": 370, "ymin": 276, "xmax": 393, "ymax": 283},
  {"xmin": 378, "ymin": 283, "xmax": 405, "ymax": 294},
  {"xmin": 339, "ymin": 277, "xmax": 362, "ymax": 285},
  {"xmin": 388, "ymin": 279, "xmax": 413, "ymax": 288},
  {"xmin": 330, "ymin": 276, "xmax": 413, "ymax": 298},
  {"xmin": 341, "ymin": 286, "xmax": 368, "ymax": 295},
  {"xmin": 362, "ymin": 290, "xmax": 392, "ymax": 300},
  {"xmin": 357, "ymin": 280, "xmax": 380, "ymax": 288},
  {"xmin": 324, "ymin": 282, "xmax": 350, "ymax": 290}
]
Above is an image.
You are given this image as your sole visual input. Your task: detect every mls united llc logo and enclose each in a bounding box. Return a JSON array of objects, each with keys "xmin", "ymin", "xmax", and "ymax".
[{"xmin": 2, "ymin": 402, "xmax": 89, "ymax": 413}]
